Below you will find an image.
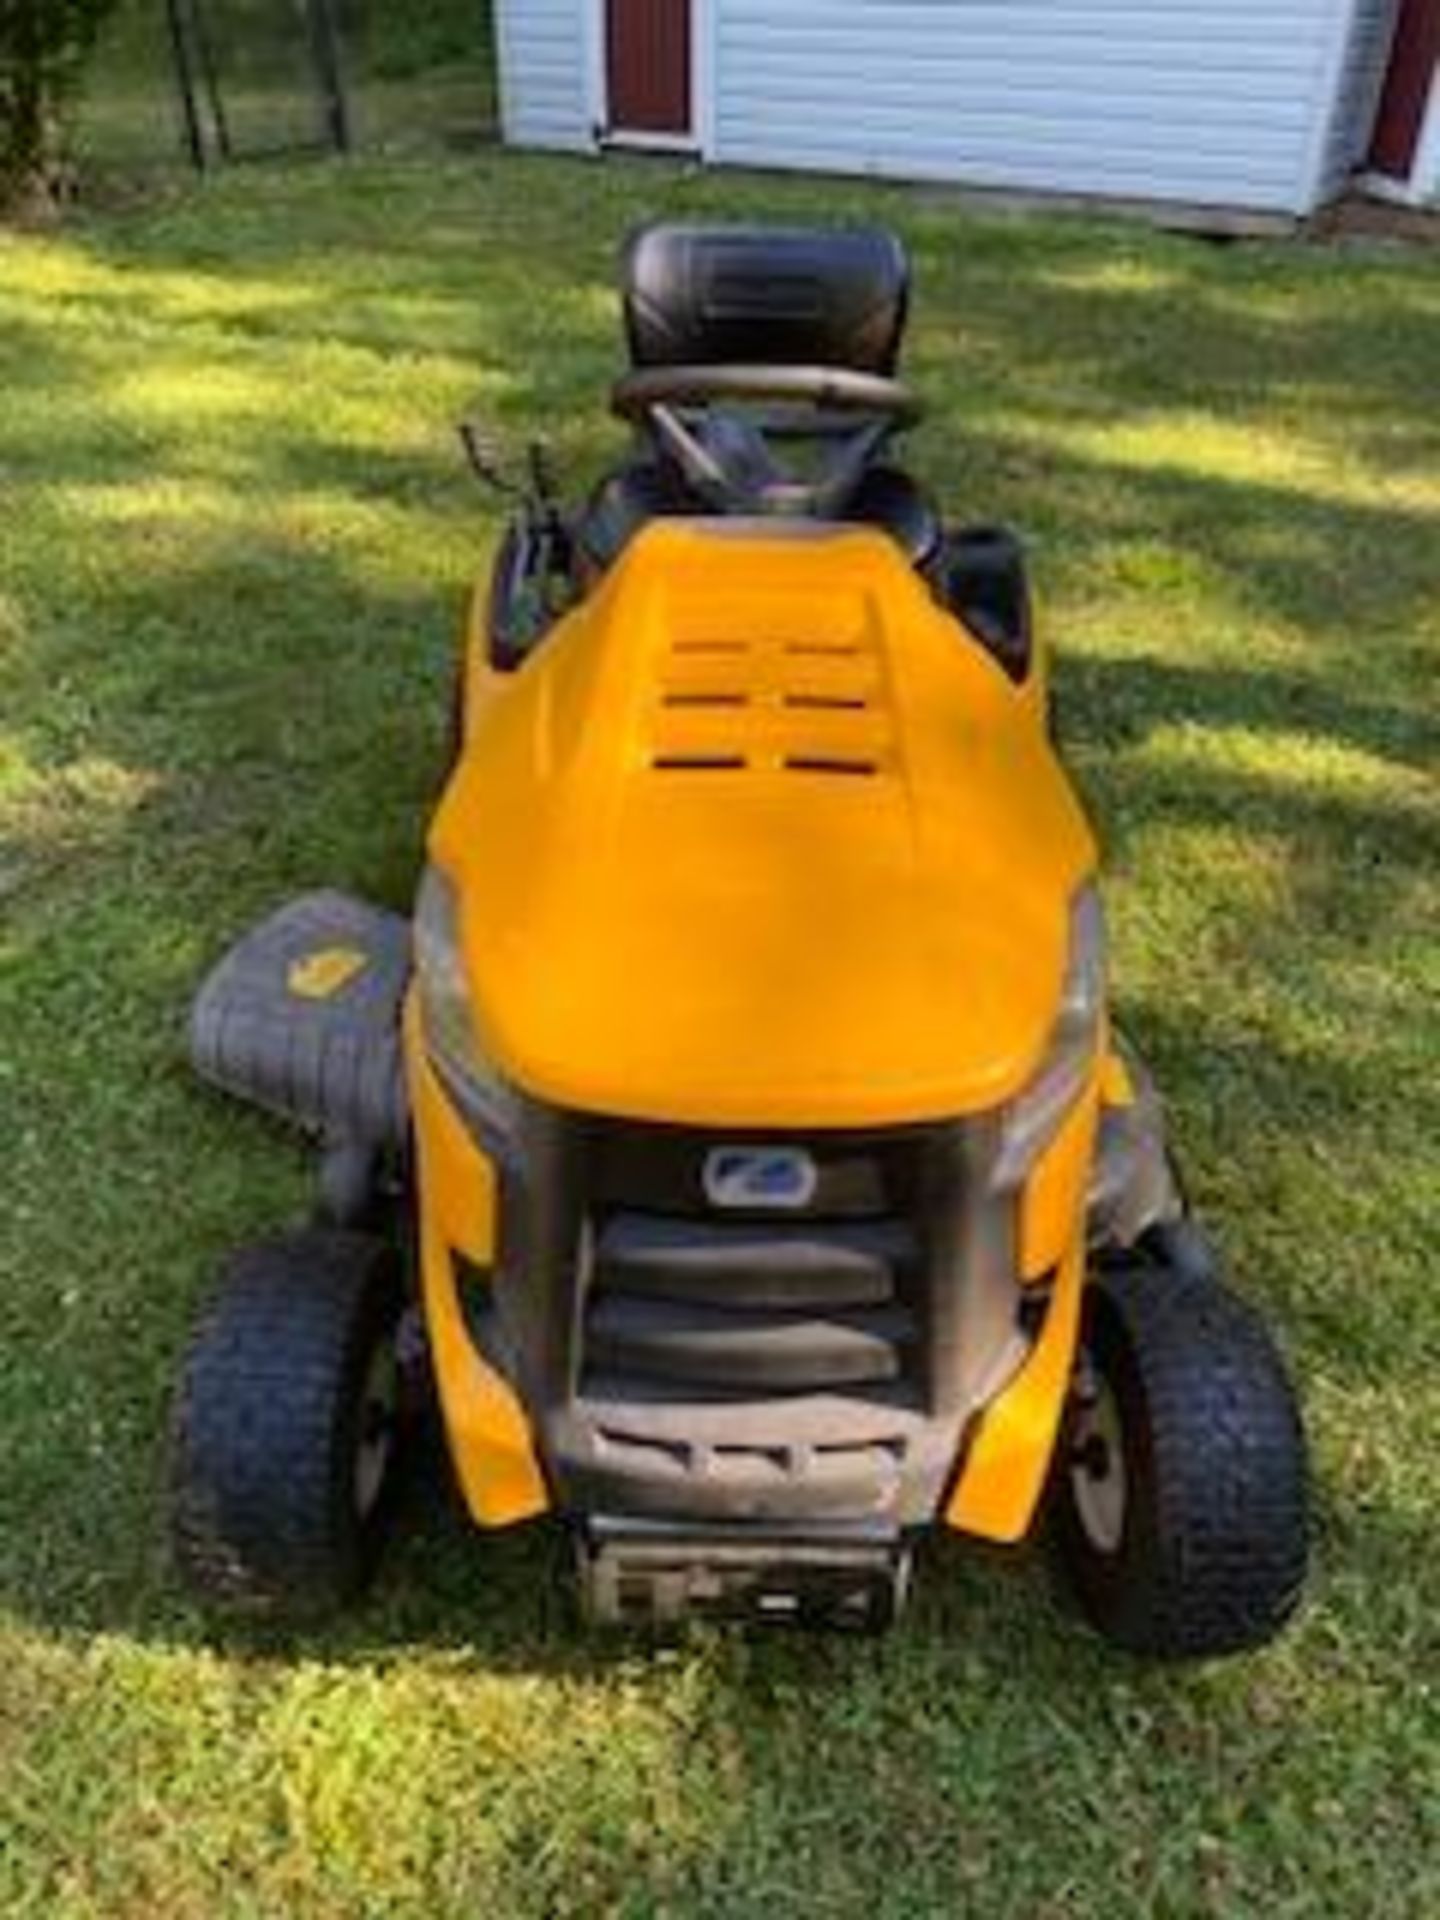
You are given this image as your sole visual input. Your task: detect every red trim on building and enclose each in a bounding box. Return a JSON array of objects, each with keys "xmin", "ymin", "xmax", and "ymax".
[
  {"xmin": 1369, "ymin": 0, "xmax": 1440, "ymax": 179},
  {"xmin": 606, "ymin": 0, "xmax": 693, "ymax": 138}
]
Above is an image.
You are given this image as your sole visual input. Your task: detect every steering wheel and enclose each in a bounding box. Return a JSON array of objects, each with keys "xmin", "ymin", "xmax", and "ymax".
[{"xmin": 610, "ymin": 364, "xmax": 924, "ymax": 520}]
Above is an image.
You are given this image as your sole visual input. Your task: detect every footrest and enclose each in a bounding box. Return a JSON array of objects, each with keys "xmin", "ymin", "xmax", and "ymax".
[{"xmin": 189, "ymin": 891, "xmax": 411, "ymax": 1146}]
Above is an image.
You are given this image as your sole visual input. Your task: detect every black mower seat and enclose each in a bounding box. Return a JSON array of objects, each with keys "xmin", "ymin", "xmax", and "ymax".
[
  {"xmin": 623, "ymin": 223, "xmax": 910, "ymax": 375},
  {"xmin": 577, "ymin": 223, "xmax": 934, "ymax": 574}
]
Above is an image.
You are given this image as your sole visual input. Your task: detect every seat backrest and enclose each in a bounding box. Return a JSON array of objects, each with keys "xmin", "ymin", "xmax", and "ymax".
[{"xmin": 621, "ymin": 224, "xmax": 910, "ymax": 375}]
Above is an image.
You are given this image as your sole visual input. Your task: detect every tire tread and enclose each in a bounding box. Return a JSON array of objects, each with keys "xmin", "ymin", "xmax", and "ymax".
[
  {"xmin": 1056, "ymin": 1263, "xmax": 1308, "ymax": 1658},
  {"xmin": 170, "ymin": 1230, "xmax": 401, "ymax": 1614}
]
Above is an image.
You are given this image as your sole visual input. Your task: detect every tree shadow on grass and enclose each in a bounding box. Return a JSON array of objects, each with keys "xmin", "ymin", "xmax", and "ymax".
[
  {"xmin": 38, "ymin": 154, "xmax": 1440, "ymax": 515},
  {"xmin": 1057, "ymin": 650, "xmax": 1438, "ymax": 773}
]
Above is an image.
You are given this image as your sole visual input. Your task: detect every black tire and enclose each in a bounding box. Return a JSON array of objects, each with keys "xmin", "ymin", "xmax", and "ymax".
[
  {"xmin": 171, "ymin": 1229, "xmax": 405, "ymax": 1616},
  {"xmin": 1051, "ymin": 1263, "xmax": 1308, "ymax": 1659}
]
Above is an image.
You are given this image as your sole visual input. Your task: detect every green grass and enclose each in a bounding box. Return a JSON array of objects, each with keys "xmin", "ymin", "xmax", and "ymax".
[{"xmin": 2, "ymin": 150, "xmax": 1438, "ymax": 1917}]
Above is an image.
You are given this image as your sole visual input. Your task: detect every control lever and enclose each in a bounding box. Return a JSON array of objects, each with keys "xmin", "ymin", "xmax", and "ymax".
[
  {"xmin": 460, "ymin": 425, "xmax": 563, "ymax": 531},
  {"xmin": 460, "ymin": 422, "xmax": 575, "ymax": 648},
  {"xmin": 528, "ymin": 439, "xmax": 560, "ymax": 510},
  {"xmin": 459, "ymin": 421, "xmax": 524, "ymax": 497}
]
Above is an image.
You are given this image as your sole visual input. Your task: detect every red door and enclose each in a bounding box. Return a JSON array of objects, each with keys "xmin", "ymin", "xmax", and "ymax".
[
  {"xmin": 1369, "ymin": 0, "xmax": 1440, "ymax": 180},
  {"xmin": 605, "ymin": 0, "xmax": 693, "ymax": 140}
]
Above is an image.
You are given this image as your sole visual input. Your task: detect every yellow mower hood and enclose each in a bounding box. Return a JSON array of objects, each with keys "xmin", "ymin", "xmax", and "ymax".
[{"xmin": 432, "ymin": 522, "xmax": 1096, "ymax": 1128}]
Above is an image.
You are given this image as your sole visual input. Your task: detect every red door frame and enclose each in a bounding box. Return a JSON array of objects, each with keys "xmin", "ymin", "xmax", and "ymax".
[
  {"xmin": 604, "ymin": 0, "xmax": 695, "ymax": 144},
  {"xmin": 1368, "ymin": 0, "xmax": 1440, "ymax": 180}
]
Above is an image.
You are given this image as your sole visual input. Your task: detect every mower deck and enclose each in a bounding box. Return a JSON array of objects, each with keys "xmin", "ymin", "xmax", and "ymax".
[{"xmin": 190, "ymin": 890, "xmax": 411, "ymax": 1150}]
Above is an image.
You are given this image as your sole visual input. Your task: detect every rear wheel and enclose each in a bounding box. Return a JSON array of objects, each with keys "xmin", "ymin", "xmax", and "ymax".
[
  {"xmin": 1052, "ymin": 1263, "xmax": 1308, "ymax": 1658},
  {"xmin": 171, "ymin": 1229, "xmax": 405, "ymax": 1615}
]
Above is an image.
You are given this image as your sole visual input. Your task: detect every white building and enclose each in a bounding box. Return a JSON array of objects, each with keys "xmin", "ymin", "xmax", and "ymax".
[{"xmin": 494, "ymin": 0, "xmax": 1437, "ymax": 223}]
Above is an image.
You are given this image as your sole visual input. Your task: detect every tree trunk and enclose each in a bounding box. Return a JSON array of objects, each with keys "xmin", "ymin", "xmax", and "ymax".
[
  {"xmin": 1, "ymin": 89, "xmax": 64, "ymax": 221},
  {"xmin": 1, "ymin": 6, "xmax": 65, "ymax": 223}
]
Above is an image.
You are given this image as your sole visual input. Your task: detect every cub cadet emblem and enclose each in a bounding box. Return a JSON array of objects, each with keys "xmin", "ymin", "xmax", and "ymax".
[
  {"xmin": 287, "ymin": 946, "xmax": 368, "ymax": 1001},
  {"xmin": 703, "ymin": 1147, "xmax": 818, "ymax": 1211}
]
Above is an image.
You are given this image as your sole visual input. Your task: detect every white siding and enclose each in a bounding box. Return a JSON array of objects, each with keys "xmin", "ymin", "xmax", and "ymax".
[
  {"xmin": 710, "ymin": 0, "xmax": 1352, "ymax": 214},
  {"xmin": 1312, "ymin": 0, "xmax": 1401, "ymax": 201},
  {"xmin": 494, "ymin": 0, "xmax": 1384, "ymax": 216},
  {"xmin": 495, "ymin": 0, "xmax": 593, "ymax": 152},
  {"xmin": 1415, "ymin": 71, "xmax": 1440, "ymax": 201}
]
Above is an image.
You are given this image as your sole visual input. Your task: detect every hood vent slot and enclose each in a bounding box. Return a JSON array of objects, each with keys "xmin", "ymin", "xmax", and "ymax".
[
  {"xmin": 784, "ymin": 692, "xmax": 869, "ymax": 711},
  {"xmin": 785, "ymin": 755, "xmax": 880, "ymax": 777},
  {"xmin": 651, "ymin": 621, "xmax": 892, "ymax": 778},
  {"xmin": 653, "ymin": 753, "xmax": 748, "ymax": 772}
]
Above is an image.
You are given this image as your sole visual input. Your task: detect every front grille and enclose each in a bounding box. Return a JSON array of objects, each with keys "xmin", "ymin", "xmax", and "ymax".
[
  {"xmin": 563, "ymin": 1129, "xmax": 944, "ymax": 1517},
  {"xmin": 480, "ymin": 1103, "xmax": 1018, "ymax": 1527},
  {"xmin": 583, "ymin": 1210, "xmax": 920, "ymax": 1396}
]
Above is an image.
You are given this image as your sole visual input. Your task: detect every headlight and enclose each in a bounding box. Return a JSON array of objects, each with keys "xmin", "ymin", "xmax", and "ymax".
[
  {"xmin": 413, "ymin": 863, "xmax": 514, "ymax": 1130},
  {"xmin": 994, "ymin": 883, "xmax": 1106, "ymax": 1187}
]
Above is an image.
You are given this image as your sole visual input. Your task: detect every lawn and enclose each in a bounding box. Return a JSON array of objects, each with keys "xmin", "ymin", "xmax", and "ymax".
[{"xmin": 1, "ymin": 148, "xmax": 1438, "ymax": 1917}]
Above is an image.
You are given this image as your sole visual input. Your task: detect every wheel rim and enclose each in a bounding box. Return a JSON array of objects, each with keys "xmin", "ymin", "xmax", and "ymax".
[
  {"xmin": 353, "ymin": 1340, "xmax": 398, "ymax": 1519},
  {"xmin": 1069, "ymin": 1371, "xmax": 1128, "ymax": 1555}
]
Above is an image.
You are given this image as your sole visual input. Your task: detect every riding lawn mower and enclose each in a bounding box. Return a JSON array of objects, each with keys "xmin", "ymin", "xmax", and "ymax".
[{"xmin": 171, "ymin": 225, "xmax": 1308, "ymax": 1653}]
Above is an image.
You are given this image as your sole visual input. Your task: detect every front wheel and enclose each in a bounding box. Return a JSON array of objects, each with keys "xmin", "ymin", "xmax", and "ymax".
[
  {"xmin": 1052, "ymin": 1262, "xmax": 1308, "ymax": 1659},
  {"xmin": 171, "ymin": 1229, "xmax": 406, "ymax": 1616}
]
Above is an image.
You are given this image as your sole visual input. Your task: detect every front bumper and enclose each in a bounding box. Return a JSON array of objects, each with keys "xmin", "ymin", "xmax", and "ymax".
[{"xmin": 405, "ymin": 993, "xmax": 1092, "ymax": 1546}]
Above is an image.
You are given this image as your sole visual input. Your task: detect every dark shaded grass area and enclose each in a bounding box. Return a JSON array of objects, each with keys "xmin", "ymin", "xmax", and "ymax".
[{"xmin": 1, "ymin": 153, "xmax": 1437, "ymax": 1915}]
